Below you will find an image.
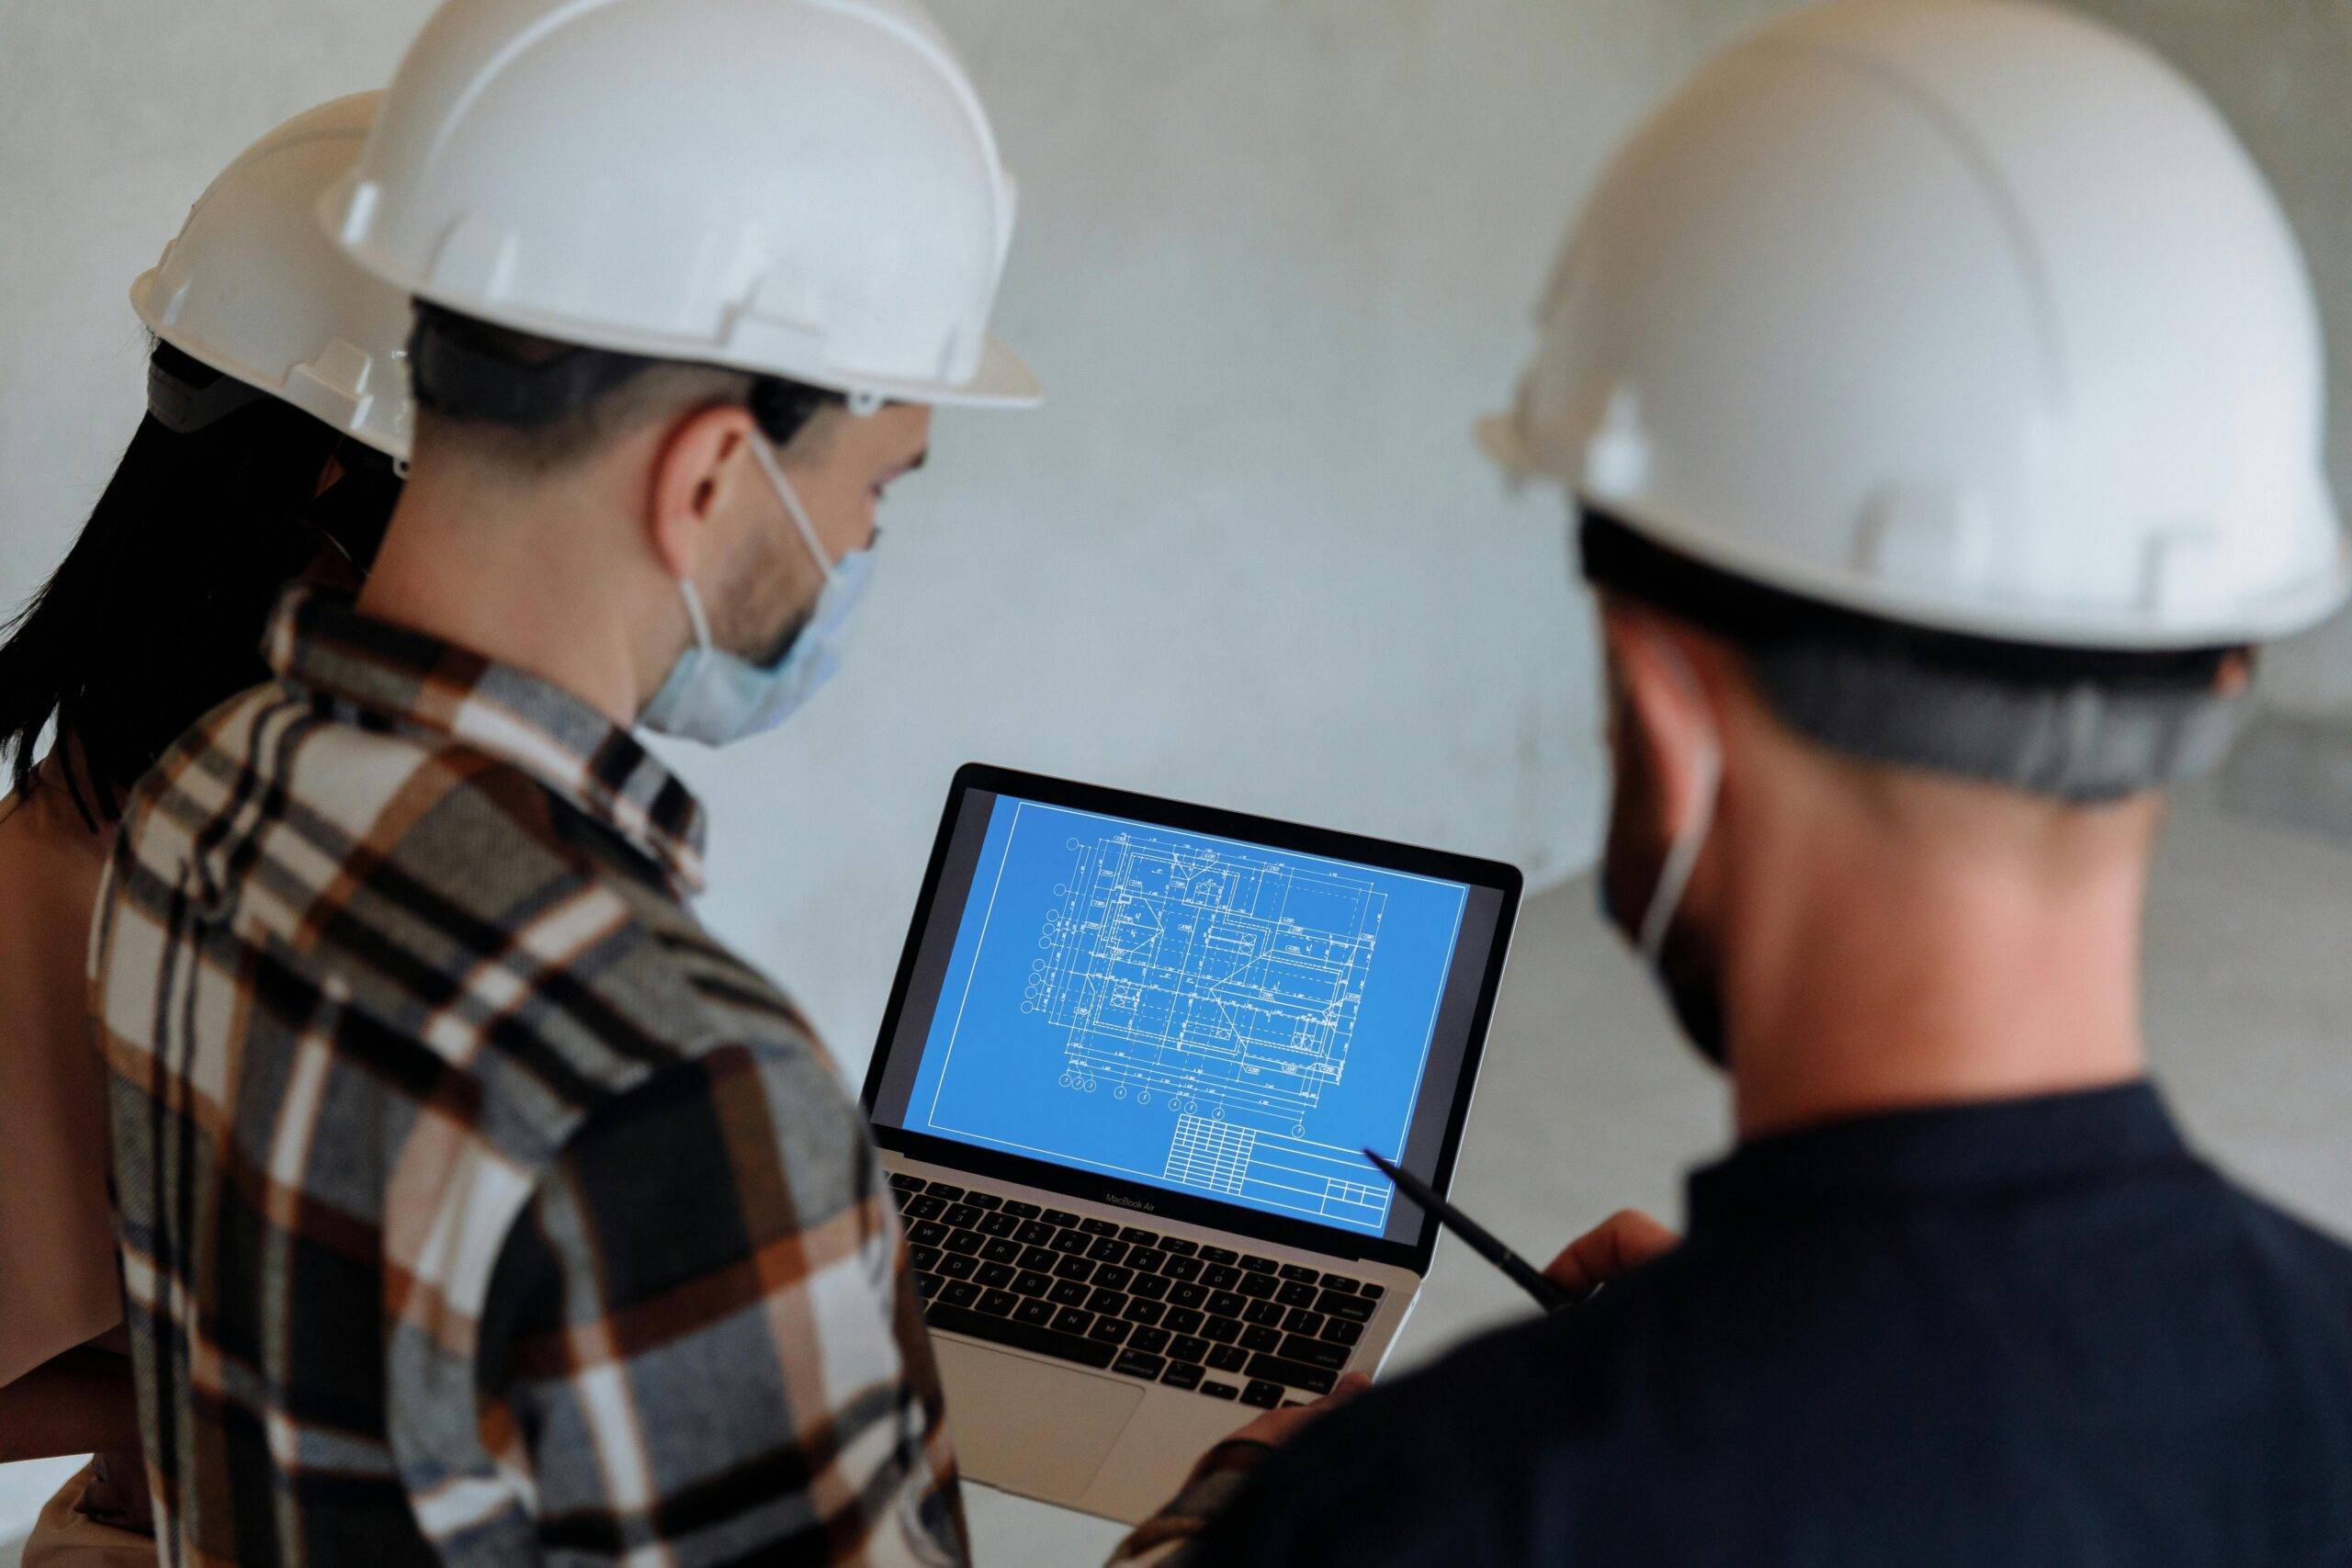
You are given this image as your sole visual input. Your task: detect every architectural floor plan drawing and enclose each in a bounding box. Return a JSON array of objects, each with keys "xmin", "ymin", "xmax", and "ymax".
[{"xmin": 1027, "ymin": 828, "xmax": 1393, "ymax": 1222}]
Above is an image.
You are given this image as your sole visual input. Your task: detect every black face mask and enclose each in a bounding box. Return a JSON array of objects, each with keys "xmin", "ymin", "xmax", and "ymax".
[{"xmin": 1597, "ymin": 852, "xmax": 1730, "ymax": 1069}]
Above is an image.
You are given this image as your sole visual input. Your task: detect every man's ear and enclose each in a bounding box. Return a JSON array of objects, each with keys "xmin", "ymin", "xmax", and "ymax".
[
  {"xmin": 1600, "ymin": 601, "xmax": 1724, "ymax": 827},
  {"xmin": 646, "ymin": 403, "xmax": 763, "ymax": 583}
]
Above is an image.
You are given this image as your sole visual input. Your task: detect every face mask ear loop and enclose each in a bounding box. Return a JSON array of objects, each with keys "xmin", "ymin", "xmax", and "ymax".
[
  {"xmin": 1635, "ymin": 644, "xmax": 1724, "ymax": 965},
  {"xmin": 747, "ymin": 434, "xmax": 838, "ymax": 585},
  {"xmin": 677, "ymin": 578, "xmax": 716, "ymax": 653}
]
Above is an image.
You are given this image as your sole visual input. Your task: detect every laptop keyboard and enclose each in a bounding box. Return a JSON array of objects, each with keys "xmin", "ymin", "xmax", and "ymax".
[{"xmin": 891, "ymin": 1175, "xmax": 1383, "ymax": 1408}]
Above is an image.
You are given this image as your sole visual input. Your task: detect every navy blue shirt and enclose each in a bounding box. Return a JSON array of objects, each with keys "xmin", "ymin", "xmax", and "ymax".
[{"xmin": 1190, "ymin": 1084, "xmax": 2352, "ymax": 1565}]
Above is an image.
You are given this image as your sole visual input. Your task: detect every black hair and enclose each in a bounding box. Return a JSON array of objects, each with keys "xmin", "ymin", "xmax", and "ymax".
[
  {"xmin": 0, "ymin": 344, "xmax": 405, "ymax": 828},
  {"xmin": 408, "ymin": 301, "xmax": 842, "ymax": 459},
  {"xmin": 1577, "ymin": 510, "xmax": 2248, "ymax": 800}
]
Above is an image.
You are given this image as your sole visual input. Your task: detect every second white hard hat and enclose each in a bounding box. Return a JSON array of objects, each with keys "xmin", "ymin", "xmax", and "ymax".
[
  {"xmin": 133, "ymin": 92, "xmax": 416, "ymax": 459},
  {"xmin": 1483, "ymin": 0, "xmax": 2348, "ymax": 650},
  {"xmin": 327, "ymin": 0, "xmax": 1038, "ymax": 411}
]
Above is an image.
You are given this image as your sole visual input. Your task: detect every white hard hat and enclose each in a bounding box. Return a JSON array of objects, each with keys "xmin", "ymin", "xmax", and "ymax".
[
  {"xmin": 133, "ymin": 93, "xmax": 415, "ymax": 459},
  {"xmin": 326, "ymin": 0, "xmax": 1037, "ymax": 411},
  {"xmin": 1482, "ymin": 0, "xmax": 2349, "ymax": 650}
]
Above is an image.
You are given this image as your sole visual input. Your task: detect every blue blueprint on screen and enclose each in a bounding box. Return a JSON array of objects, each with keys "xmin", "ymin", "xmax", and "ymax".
[{"xmin": 904, "ymin": 796, "xmax": 1470, "ymax": 1235}]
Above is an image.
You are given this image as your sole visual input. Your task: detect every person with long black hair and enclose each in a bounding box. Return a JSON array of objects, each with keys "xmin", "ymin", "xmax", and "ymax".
[{"xmin": 0, "ymin": 94, "xmax": 411, "ymax": 1563}]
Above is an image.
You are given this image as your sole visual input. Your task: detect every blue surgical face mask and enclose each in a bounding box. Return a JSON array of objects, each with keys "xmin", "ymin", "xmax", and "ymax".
[{"xmin": 640, "ymin": 436, "xmax": 876, "ymax": 747}]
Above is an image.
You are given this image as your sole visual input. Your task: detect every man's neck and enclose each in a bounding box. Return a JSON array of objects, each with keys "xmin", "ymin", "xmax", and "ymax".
[
  {"xmin": 356, "ymin": 473, "xmax": 653, "ymax": 730},
  {"xmin": 1718, "ymin": 800, "xmax": 2154, "ymax": 1141}
]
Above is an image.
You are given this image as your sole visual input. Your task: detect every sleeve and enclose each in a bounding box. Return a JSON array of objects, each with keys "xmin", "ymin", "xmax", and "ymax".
[{"xmin": 473, "ymin": 1040, "xmax": 967, "ymax": 1565}]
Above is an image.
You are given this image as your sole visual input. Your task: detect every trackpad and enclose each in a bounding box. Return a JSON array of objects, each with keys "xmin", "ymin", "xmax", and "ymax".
[{"xmin": 936, "ymin": 1340, "xmax": 1145, "ymax": 1498}]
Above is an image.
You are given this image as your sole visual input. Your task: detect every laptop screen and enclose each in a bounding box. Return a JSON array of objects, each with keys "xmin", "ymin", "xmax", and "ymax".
[{"xmin": 865, "ymin": 766, "xmax": 1520, "ymax": 1268}]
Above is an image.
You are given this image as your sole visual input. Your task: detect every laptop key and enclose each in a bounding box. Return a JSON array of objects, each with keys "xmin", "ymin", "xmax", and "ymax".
[
  {"xmin": 1021, "ymin": 1246, "xmax": 1060, "ymax": 1272},
  {"xmin": 910, "ymin": 1221, "xmax": 949, "ymax": 1247},
  {"xmin": 1014, "ymin": 1297, "xmax": 1055, "ymax": 1327},
  {"xmin": 1278, "ymin": 1263, "xmax": 1321, "ymax": 1284},
  {"xmin": 1013, "ymin": 1270, "xmax": 1052, "ymax": 1297},
  {"xmin": 1168, "ymin": 1283, "xmax": 1207, "ymax": 1309},
  {"xmin": 1246, "ymin": 1354, "xmax": 1337, "ymax": 1395},
  {"xmin": 925, "ymin": 1302, "xmax": 1116, "ymax": 1371},
  {"xmin": 1124, "ymin": 1298, "xmax": 1167, "ymax": 1326},
  {"xmin": 1161, "ymin": 1256, "xmax": 1204, "ymax": 1283},
  {"xmin": 1201, "ymin": 1380, "xmax": 1239, "ymax": 1400},
  {"xmin": 940, "ymin": 1280, "xmax": 981, "ymax": 1308},
  {"xmin": 978, "ymin": 1263, "xmax": 1015, "ymax": 1289},
  {"xmin": 978, "ymin": 1213, "xmax": 1020, "ymax": 1239},
  {"xmin": 1015, "ymin": 1222, "xmax": 1057, "ymax": 1247},
  {"xmin": 1198, "ymin": 1246, "xmax": 1238, "ymax": 1265},
  {"xmin": 1053, "ymin": 1307, "xmax": 1095, "ymax": 1336},
  {"xmin": 1206, "ymin": 1291, "xmax": 1245, "ymax": 1317},
  {"xmin": 1048, "ymin": 1280, "xmax": 1091, "ymax": 1307},
  {"xmin": 1237, "ymin": 1273, "xmax": 1277, "ymax": 1300},
  {"xmin": 1203, "ymin": 1315, "xmax": 1243, "ymax": 1344},
  {"xmin": 889, "ymin": 1174, "xmax": 926, "ymax": 1193},
  {"xmin": 1089, "ymin": 1316, "xmax": 1132, "ymax": 1346},
  {"xmin": 1320, "ymin": 1277, "xmax": 1357, "ymax": 1295},
  {"xmin": 1161, "ymin": 1361, "xmax": 1204, "ymax": 1391},
  {"xmin": 1203, "ymin": 1265, "xmax": 1243, "ymax": 1291},
  {"xmin": 1357, "ymin": 1283, "xmax": 1385, "ymax": 1301},
  {"xmin": 1282, "ymin": 1335, "xmax": 1350, "ymax": 1371},
  {"xmin": 978, "ymin": 1289, "xmax": 1019, "ymax": 1316},
  {"xmin": 943, "ymin": 1232, "xmax": 984, "ymax": 1257},
  {"xmin": 1114, "ymin": 1349, "xmax": 1167, "ymax": 1382},
  {"xmin": 1053, "ymin": 1256, "xmax": 1095, "ymax": 1282},
  {"xmin": 981, "ymin": 1239, "xmax": 1023, "ymax": 1265},
  {"xmin": 1128, "ymin": 1326, "xmax": 1171, "ymax": 1355},
  {"xmin": 1129, "ymin": 1274, "xmax": 1171, "ymax": 1302},
  {"xmin": 1207, "ymin": 1344, "xmax": 1250, "ymax": 1374},
  {"xmin": 910, "ymin": 1246, "xmax": 943, "ymax": 1274},
  {"xmin": 1049, "ymin": 1231, "xmax": 1091, "ymax": 1255},
  {"xmin": 1080, "ymin": 1218, "xmax": 1120, "ymax": 1237},
  {"xmin": 1284, "ymin": 1308, "xmax": 1325, "ymax": 1337},
  {"xmin": 1321, "ymin": 1319, "xmax": 1363, "ymax": 1348},
  {"xmin": 1119, "ymin": 1226, "xmax": 1159, "ymax": 1247},
  {"xmin": 964, "ymin": 1192, "xmax": 1002, "ymax": 1211},
  {"xmin": 1168, "ymin": 1335, "xmax": 1211, "ymax": 1364},
  {"xmin": 1240, "ymin": 1325, "xmax": 1283, "ymax": 1353},
  {"xmin": 943, "ymin": 1204, "xmax": 983, "ymax": 1228},
  {"xmin": 1087, "ymin": 1289, "xmax": 1128, "ymax": 1316},
  {"xmin": 939, "ymin": 1255, "xmax": 978, "ymax": 1280},
  {"xmin": 1276, "ymin": 1281, "xmax": 1319, "ymax": 1308},
  {"xmin": 915, "ymin": 1273, "xmax": 944, "ymax": 1300},
  {"xmin": 1243, "ymin": 1300, "xmax": 1285, "ymax": 1327},
  {"xmin": 1320, "ymin": 1292, "xmax": 1375, "ymax": 1323},
  {"xmin": 1240, "ymin": 1380, "xmax": 1283, "ymax": 1409},
  {"xmin": 1092, "ymin": 1265, "xmax": 1135, "ymax": 1293},
  {"xmin": 902, "ymin": 1195, "xmax": 946, "ymax": 1220},
  {"xmin": 1126, "ymin": 1248, "xmax": 1168, "ymax": 1275},
  {"xmin": 1159, "ymin": 1238, "xmax": 1199, "ymax": 1257},
  {"xmin": 1240, "ymin": 1256, "xmax": 1278, "ymax": 1273},
  {"xmin": 1087, "ymin": 1237, "xmax": 1128, "ymax": 1265},
  {"xmin": 925, "ymin": 1183, "xmax": 966, "ymax": 1201},
  {"xmin": 1164, "ymin": 1308, "xmax": 1205, "ymax": 1336},
  {"xmin": 1001, "ymin": 1201, "xmax": 1041, "ymax": 1219},
  {"xmin": 1041, "ymin": 1209, "xmax": 1080, "ymax": 1227}
]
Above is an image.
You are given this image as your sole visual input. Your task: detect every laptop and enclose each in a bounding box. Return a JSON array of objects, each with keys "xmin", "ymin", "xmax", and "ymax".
[{"xmin": 861, "ymin": 764, "xmax": 1522, "ymax": 1523}]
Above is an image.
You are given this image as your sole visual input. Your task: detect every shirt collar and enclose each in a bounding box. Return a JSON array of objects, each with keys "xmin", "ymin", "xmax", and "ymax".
[
  {"xmin": 264, "ymin": 588, "xmax": 707, "ymax": 896},
  {"xmin": 1687, "ymin": 1080, "xmax": 2190, "ymax": 1236}
]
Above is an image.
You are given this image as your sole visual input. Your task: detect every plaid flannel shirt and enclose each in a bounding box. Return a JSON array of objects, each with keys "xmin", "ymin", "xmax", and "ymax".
[{"xmin": 93, "ymin": 590, "xmax": 963, "ymax": 1565}]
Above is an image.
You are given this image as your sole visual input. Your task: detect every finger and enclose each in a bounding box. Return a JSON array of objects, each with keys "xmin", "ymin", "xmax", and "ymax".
[{"xmin": 1543, "ymin": 1209, "xmax": 1679, "ymax": 1295}]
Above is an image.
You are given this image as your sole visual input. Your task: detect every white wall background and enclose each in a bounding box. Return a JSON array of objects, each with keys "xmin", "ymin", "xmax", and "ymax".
[{"xmin": 6, "ymin": 0, "xmax": 2352, "ymax": 1557}]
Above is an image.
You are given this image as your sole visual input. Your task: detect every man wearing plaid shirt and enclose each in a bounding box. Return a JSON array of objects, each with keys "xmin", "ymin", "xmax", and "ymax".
[{"xmin": 93, "ymin": 0, "xmax": 1042, "ymax": 1561}]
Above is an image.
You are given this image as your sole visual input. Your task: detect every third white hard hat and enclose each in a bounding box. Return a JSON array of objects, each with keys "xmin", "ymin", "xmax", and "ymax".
[
  {"xmin": 1483, "ymin": 0, "xmax": 2348, "ymax": 650},
  {"xmin": 326, "ymin": 0, "xmax": 1037, "ymax": 411},
  {"xmin": 133, "ymin": 93, "xmax": 415, "ymax": 459}
]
